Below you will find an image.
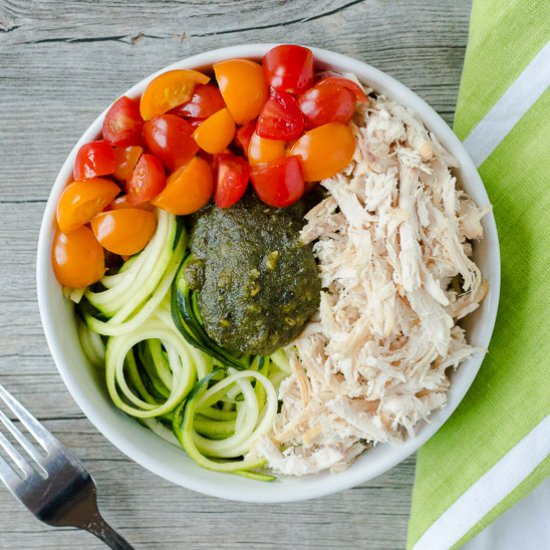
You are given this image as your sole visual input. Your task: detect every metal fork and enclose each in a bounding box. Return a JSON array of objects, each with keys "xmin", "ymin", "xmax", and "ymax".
[{"xmin": 0, "ymin": 383, "xmax": 133, "ymax": 549}]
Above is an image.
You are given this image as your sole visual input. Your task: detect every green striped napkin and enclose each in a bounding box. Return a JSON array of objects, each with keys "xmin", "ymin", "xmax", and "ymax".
[{"xmin": 407, "ymin": 1, "xmax": 550, "ymax": 548}]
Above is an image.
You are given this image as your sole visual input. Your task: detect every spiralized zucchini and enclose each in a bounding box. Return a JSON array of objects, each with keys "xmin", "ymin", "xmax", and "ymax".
[{"xmin": 75, "ymin": 209, "xmax": 289, "ymax": 480}]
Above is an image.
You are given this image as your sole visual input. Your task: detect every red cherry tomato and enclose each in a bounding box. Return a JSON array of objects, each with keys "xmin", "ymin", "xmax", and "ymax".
[
  {"xmin": 170, "ymin": 84, "xmax": 226, "ymax": 119},
  {"xmin": 298, "ymin": 81, "xmax": 356, "ymax": 128},
  {"xmin": 263, "ymin": 44, "xmax": 314, "ymax": 94},
  {"xmin": 234, "ymin": 120, "xmax": 256, "ymax": 155},
  {"xmin": 127, "ymin": 153, "xmax": 166, "ymax": 205},
  {"xmin": 250, "ymin": 156, "xmax": 304, "ymax": 208},
  {"xmin": 214, "ymin": 153, "xmax": 249, "ymax": 208},
  {"xmin": 102, "ymin": 96, "xmax": 143, "ymax": 147},
  {"xmin": 317, "ymin": 77, "xmax": 368, "ymax": 103},
  {"xmin": 256, "ymin": 90, "xmax": 304, "ymax": 141},
  {"xmin": 142, "ymin": 114, "xmax": 199, "ymax": 172},
  {"xmin": 73, "ymin": 140, "xmax": 116, "ymax": 180}
]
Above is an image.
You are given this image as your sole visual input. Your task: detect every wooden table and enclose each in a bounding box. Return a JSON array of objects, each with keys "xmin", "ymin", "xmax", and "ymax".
[{"xmin": 0, "ymin": 1, "xmax": 471, "ymax": 547}]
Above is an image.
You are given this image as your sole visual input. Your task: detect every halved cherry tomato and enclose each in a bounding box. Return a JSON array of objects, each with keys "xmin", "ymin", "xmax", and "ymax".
[
  {"xmin": 139, "ymin": 69, "xmax": 210, "ymax": 120},
  {"xmin": 263, "ymin": 44, "xmax": 314, "ymax": 94},
  {"xmin": 127, "ymin": 154, "xmax": 166, "ymax": 205},
  {"xmin": 298, "ymin": 81, "xmax": 356, "ymax": 128},
  {"xmin": 234, "ymin": 120, "xmax": 256, "ymax": 155},
  {"xmin": 73, "ymin": 140, "xmax": 116, "ymax": 180},
  {"xmin": 192, "ymin": 108, "xmax": 236, "ymax": 154},
  {"xmin": 248, "ymin": 132, "xmax": 285, "ymax": 165},
  {"xmin": 214, "ymin": 153, "xmax": 249, "ymax": 208},
  {"xmin": 142, "ymin": 114, "xmax": 198, "ymax": 171},
  {"xmin": 151, "ymin": 156, "xmax": 213, "ymax": 215},
  {"xmin": 108, "ymin": 194, "xmax": 154, "ymax": 211},
  {"xmin": 52, "ymin": 226, "xmax": 104, "ymax": 288},
  {"xmin": 256, "ymin": 90, "xmax": 304, "ymax": 141},
  {"xmin": 56, "ymin": 178, "xmax": 120, "ymax": 234},
  {"xmin": 250, "ymin": 156, "xmax": 304, "ymax": 208},
  {"xmin": 213, "ymin": 59, "xmax": 268, "ymax": 124},
  {"xmin": 317, "ymin": 77, "xmax": 368, "ymax": 103},
  {"xmin": 91, "ymin": 209, "xmax": 157, "ymax": 256},
  {"xmin": 102, "ymin": 96, "xmax": 143, "ymax": 147},
  {"xmin": 289, "ymin": 122, "xmax": 355, "ymax": 181},
  {"xmin": 113, "ymin": 145, "xmax": 143, "ymax": 181},
  {"xmin": 170, "ymin": 84, "xmax": 225, "ymax": 119}
]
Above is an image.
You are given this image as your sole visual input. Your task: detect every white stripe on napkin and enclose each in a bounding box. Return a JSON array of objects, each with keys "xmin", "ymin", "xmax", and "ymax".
[
  {"xmin": 412, "ymin": 414, "xmax": 550, "ymax": 550},
  {"xmin": 463, "ymin": 39, "xmax": 550, "ymax": 167}
]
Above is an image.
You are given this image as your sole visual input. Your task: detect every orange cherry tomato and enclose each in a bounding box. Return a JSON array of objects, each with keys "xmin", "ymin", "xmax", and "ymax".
[
  {"xmin": 288, "ymin": 122, "xmax": 355, "ymax": 181},
  {"xmin": 91, "ymin": 209, "xmax": 157, "ymax": 256},
  {"xmin": 151, "ymin": 156, "xmax": 213, "ymax": 215},
  {"xmin": 213, "ymin": 59, "xmax": 268, "ymax": 124},
  {"xmin": 52, "ymin": 226, "xmax": 104, "ymax": 288},
  {"xmin": 140, "ymin": 70, "xmax": 210, "ymax": 121},
  {"xmin": 192, "ymin": 108, "xmax": 236, "ymax": 154},
  {"xmin": 248, "ymin": 132, "xmax": 285, "ymax": 165},
  {"xmin": 56, "ymin": 178, "xmax": 120, "ymax": 234},
  {"xmin": 108, "ymin": 194, "xmax": 154, "ymax": 211},
  {"xmin": 113, "ymin": 145, "xmax": 143, "ymax": 181}
]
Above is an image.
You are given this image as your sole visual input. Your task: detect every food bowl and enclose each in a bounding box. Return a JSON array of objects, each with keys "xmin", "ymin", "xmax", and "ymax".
[{"xmin": 36, "ymin": 44, "xmax": 500, "ymax": 502}]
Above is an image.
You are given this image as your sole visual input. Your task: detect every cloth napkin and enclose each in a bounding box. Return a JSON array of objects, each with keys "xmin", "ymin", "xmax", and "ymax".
[{"xmin": 407, "ymin": 1, "xmax": 550, "ymax": 548}]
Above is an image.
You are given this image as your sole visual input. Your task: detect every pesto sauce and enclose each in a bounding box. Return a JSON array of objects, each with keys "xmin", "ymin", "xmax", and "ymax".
[{"xmin": 187, "ymin": 196, "xmax": 321, "ymax": 356}]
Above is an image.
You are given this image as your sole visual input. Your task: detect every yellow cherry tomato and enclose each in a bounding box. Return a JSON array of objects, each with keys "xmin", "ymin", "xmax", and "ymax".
[
  {"xmin": 288, "ymin": 122, "xmax": 355, "ymax": 181},
  {"xmin": 52, "ymin": 226, "xmax": 104, "ymax": 288},
  {"xmin": 193, "ymin": 108, "xmax": 236, "ymax": 154},
  {"xmin": 213, "ymin": 59, "xmax": 268, "ymax": 124},
  {"xmin": 140, "ymin": 70, "xmax": 210, "ymax": 120}
]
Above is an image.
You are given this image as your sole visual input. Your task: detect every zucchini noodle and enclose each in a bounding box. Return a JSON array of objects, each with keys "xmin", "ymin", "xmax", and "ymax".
[{"xmin": 75, "ymin": 209, "xmax": 289, "ymax": 479}]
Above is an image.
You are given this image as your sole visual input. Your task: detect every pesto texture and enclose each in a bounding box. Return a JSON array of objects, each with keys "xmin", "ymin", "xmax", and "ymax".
[{"xmin": 187, "ymin": 196, "xmax": 321, "ymax": 356}]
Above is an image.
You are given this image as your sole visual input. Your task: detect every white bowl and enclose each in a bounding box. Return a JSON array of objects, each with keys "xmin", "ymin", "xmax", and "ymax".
[{"xmin": 36, "ymin": 44, "xmax": 500, "ymax": 503}]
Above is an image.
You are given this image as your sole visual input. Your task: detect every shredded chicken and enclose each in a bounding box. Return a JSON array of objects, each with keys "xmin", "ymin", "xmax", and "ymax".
[{"xmin": 255, "ymin": 94, "xmax": 489, "ymax": 476}]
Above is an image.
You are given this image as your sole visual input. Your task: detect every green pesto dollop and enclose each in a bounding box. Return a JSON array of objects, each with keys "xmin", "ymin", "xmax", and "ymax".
[{"xmin": 187, "ymin": 196, "xmax": 321, "ymax": 356}]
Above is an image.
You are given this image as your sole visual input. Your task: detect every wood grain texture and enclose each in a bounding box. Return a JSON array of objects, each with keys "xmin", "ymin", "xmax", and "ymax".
[{"xmin": 0, "ymin": 1, "xmax": 472, "ymax": 548}]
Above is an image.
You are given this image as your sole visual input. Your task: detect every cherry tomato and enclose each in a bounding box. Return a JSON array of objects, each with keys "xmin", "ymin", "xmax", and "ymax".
[
  {"xmin": 127, "ymin": 154, "xmax": 166, "ymax": 205},
  {"xmin": 91, "ymin": 209, "xmax": 157, "ymax": 256},
  {"xmin": 214, "ymin": 153, "xmax": 249, "ymax": 208},
  {"xmin": 192, "ymin": 108, "xmax": 236, "ymax": 154},
  {"xmin": 256, "ymin": 90, "xmax": 304, "ymax": 141},
  {"xmin": 317, "ymin": 77, "xmax": 368, "ymax": 103},
  {"xmin": 248, "ymin": 132, "xmax": 285, "ymax": 165},
  {"xmin": 289, "ymin": 122, "xmax": 355, "ymax": 181},
  {"xmin": 108, "ymin": 194, "xmax": 154, "ymax": 211},
  {"xmin": 102, "ymin": 96, "xmax": 143, "ymax": 147},
  {"xmin": 73, "ymin": 140, "xmax": 116, "ymax": 180},
  {"xmin": 170, "ymin": 84, "xmax": 225, "ymax": 119},
  {"xmin": 213, "ymin": 59, "xmax": 268, "ymax": 124},
  {"xmin": 113, "ymin": 145, "xmax": 143, "ymax": 181},
  {"xmin": 139, "ymin": 69, "xmax": 210, "ymax": 120},
  {"xmin": 56, "ymin": 178, "xmax": 120, "ymax": 234},
  {"xmin": 234, "ymin": 120, "xmax": 256, "ymax": 155},
  {"xmin": 52, "ymin": 226, "xmax": 104, "ymax": 288},
  {"xmin": 250, "ymin": 156, "xmax": 304, "ymax": 208},
  {"xmin": 142, "ymin": 114, "xmax": 198, "ymax": 171},
  {"xmin": 298, "ymin": 81, "xmax": 356, "ymax": 128},
  {"xmin": 262, "ymin": 44, "xmax": 314, "ymax": 94},
  {"xmin": 151, "ymin": 156, "xmax": 213, "ymax": 215}
]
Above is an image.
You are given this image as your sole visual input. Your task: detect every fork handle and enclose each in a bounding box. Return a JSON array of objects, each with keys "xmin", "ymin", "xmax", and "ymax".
[{"xmin": 85, "ymin": 511, "xmax": 134, "ymax": 549}]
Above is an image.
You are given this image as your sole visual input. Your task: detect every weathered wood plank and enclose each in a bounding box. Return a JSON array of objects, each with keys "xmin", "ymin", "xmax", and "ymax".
[{"xmin": 0, "ymin": 0, "xmax": 472, "ymax": 547}]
